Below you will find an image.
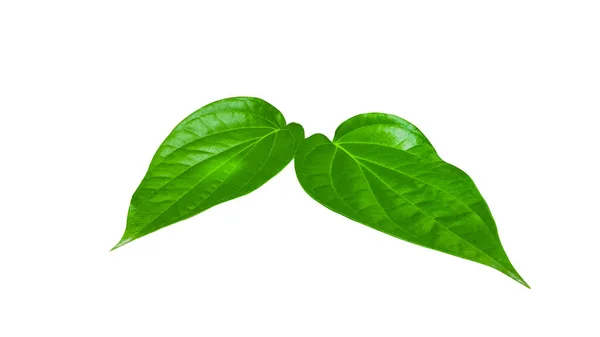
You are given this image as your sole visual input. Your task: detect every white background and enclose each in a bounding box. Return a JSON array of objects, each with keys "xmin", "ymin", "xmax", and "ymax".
[{"xmin": 1, "ymin": 1, "xmax": 599, "ymax": 336}]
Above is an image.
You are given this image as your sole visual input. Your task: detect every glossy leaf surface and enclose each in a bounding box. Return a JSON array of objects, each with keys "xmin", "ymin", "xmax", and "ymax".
[
  {"xmin": 295, "ymin": 113, "xmax": 527, "ymax": 287},
  {"xmin": 114, "ymin": 97, "xmax": 304, "ymax": 249}
]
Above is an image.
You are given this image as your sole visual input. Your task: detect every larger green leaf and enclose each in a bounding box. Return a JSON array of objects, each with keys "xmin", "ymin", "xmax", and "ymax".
[
  {"xmin": 113, "ymin": 97, "xmax": 304, "ymax": 250},
  {"xmin": 295, "ymin": 113, "xmax": 528, "ymax": 287}
]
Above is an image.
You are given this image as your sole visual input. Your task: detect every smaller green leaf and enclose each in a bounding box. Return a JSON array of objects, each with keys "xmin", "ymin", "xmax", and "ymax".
[
  {"xmin": 113, "ymin": 97, "xmax": 304, "ymax": 250},
  {"xmin": 295, "ymin": 113, "xmax": 528, "ymax": 287}
]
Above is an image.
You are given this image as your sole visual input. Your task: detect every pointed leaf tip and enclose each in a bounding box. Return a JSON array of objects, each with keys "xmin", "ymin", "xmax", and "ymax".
[
  {"xmin": 110, "ymin": 236, "xmax": 132, "ymax": 251},
  {"xmin": 510, "ymin": 273, "xmax": 530, "ymax": 289}
]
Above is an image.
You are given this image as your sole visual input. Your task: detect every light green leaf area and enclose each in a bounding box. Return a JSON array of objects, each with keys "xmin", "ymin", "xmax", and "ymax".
[
  {"xmin": 295, "ymin": 113, "xmax": 528, "ymax": 287},
  {"xmin": 114, "ymin": 97, "xmax": 304, "ymax": 250}
]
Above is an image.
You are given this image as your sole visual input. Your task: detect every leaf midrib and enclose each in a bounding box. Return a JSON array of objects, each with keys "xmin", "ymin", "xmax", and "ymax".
[
  {"xmin": 331, "ymin": 147, "xmax": 430, "ymax": 244},
  {"xmin": 335, "ymin": 144, "xmax": 512, "ymax": 274},
  {"xmin": 135, "ymin": 135, "xmax": 268, "ymax": 209},
  {"xmin": 336, "ymin": 141, "xmax": 498, "ymax": 235},
  {"xmin": 304, "ymin": 139, "xmax": 492, "ymax": 239},
  {"xmin": 298, "ymin": 139, "xmax": 428, "ymax": 245},
  {"xmin": 130, "ymin": 130, "xmax": 279, "ymax": 237},
  {"xmin": 224, "ymin": 130, "xmax": 280, "ymax": 200}
]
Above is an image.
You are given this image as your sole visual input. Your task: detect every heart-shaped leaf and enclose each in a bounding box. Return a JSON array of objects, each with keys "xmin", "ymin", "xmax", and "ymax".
[
  {"xmin": 294, "ymin": 113, "xmax": 527, "ymax": 287},
  {"xmin": 113, "ymin": 97, "xmax": 304, "ymax": 250}
]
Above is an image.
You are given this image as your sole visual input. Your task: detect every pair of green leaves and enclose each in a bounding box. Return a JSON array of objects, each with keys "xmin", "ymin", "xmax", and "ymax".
[{"xmin": 114, "ymin": 97, "xmax": 528, "ymax": 288}]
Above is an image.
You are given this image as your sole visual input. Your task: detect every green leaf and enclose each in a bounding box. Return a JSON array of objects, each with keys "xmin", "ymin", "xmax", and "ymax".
[
  {"xmin": 294, "ymin": 113, "xmax": 528, "ymax": 287},
  {"xmin": 113, "ymin": 97, "xmax": 304, "ymax": 250}
]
